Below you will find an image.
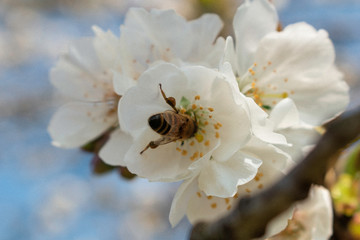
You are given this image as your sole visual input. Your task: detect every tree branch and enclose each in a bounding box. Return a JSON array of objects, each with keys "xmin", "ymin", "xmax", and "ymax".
[{"xmin": 190, "ymin": 106, "xmax": 360, "ymax": 240}]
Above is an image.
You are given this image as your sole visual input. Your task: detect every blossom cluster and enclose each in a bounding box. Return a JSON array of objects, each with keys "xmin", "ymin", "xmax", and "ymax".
[{"xmin": 48, "ymin": 0, "xmax": 349, "ymax": 238}]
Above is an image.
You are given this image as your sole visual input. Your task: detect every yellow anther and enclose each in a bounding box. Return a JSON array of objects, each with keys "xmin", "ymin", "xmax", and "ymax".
[
  {"xmin": 195, "ymin": 133, "xmax": 204, "ymax": 143},
  {"xmin": 199, "ymin": 106, "xmax": 203, "ymax": 110},
  {"xmin": 182, "ymin": 150, "xmax": 188, "ymax": 156},
  {"xmin": 268, "ymin": 61, "xmax": 272, "ymax": 65},
  {"xmin": 189, "ymin": 141, "xmax": 195, "ymax": 146},
  {"xmin": 200, "ymin": 152, "xmax": 204, "ymax": 157},
  {"xmin": 207, "ymin": 196, "xmax": 213, "ymax": 200},
  {"xmin": 211, "ymin": 203, "xmax": 217, "ymax": 209},
  {"xmin": 180, "ymin": 108, "xmax": 186, "ymax": 114},
  {"xmin": 208, "ymin": 107, "xmax": 214, "ymax": 112},
  {"xmin": 176, "ymin": 147, "xmax": 181, "ymax": 152},
  {"xmin": 225, "ymin": 198, "xmax": 230, "ymax": 204},
  {"xmin": 215, "ymin": 132, "xmax": 220, "ymax": 138},
  {"xmin": 233, "ymin": 193, "xmax": 239, "ymax": 199},
  {"xmin": 246, "ymin": 188, "xmax": 251, "ymax": 193},
  {"xmin": 284, "ymin": 78, "xmax": 288, "ymax": 82},
  {"xmin": 196, "ymin": 192, "xmax": 202, "ymax": 198},
  {"xmin": 251, "ymin": 82, "xmax": 256, "ymax": 88},
  {"xmin": 204, "ymin": 140, "xmax": 210, "ymax": 146},
  {"xmin": 192, "ymin": 104, "xmax": 197, "ymax": 110},
  {"xmin": 204, "ymin": 121, "xmax": 209, "ymax": 126},
  {"xmin": 214, "ymin": 124, "xmax": 220, "ymax": 130},
  {"xmin": 227, "ymin": 205, "xmax": 232, "ymax": 210},
  {"xmin": 195, "ymin": 95, "xmax": 200, "ymax": 100},
  {"xmin": 258, "ymin": 184, "xmax": 264, "ymax": 189},
  {"xmin": 315, "ymin": 126, "xmax": 326, "ymax": 135}
]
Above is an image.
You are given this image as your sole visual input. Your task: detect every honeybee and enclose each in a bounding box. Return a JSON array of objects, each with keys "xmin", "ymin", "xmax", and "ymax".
[{"xmin": 140, "ymin": 84, "xmax": 197, "ymax": 154}]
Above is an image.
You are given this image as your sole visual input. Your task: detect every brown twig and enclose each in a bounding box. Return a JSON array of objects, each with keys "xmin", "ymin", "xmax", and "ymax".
[{"xmin": 190, "ymin": 106, "xmax": 360, "ymax": 240}]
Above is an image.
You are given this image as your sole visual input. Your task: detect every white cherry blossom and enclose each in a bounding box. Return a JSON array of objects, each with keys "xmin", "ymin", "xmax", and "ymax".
[
  {"xmin": 267, "ymin": 185, "xmax": 333, "ymax": 240},
  {"xmin": 113, "ymin": 7, "xmax": 225, "ymax": 96},
  {"xmin": 269, "ymin": 98, "xmax": 321, "ymax": 162},
  {"xmin": 48, "ymin": 26, "xmax": 122, "ymax": 150},
  {"xmin": 169, "ymin": 142, "xmax": 289, "ymax": 226},
  {"xmin": 115, "ymin": 63, "xmax": 289, "ymax": 197},
  {"xmin": 223, "ymin": 0, "xmax": 349, "ymax": 126}
]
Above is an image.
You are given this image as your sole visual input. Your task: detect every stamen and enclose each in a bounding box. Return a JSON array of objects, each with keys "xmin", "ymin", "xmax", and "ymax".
[
  {"xmin": 215, "ymin": 132, "xmax": 220, "ymax": 138},
  {"xmin": 195, "ymin": 134, "xmax": 204, "ymax": 143}
]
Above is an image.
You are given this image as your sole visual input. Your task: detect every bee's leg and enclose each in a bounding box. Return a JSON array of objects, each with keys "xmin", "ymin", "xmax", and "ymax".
[
  {"xmin": 140, "ymin": 136, "xmax": 179, "ymax": 154},
  {"xmin": 159, "ymin": 84, "xmax": 178, "ymax": 113},
  {"xmin": 140, "ymin": 141, "xmax": 158, "ymax": 154}
]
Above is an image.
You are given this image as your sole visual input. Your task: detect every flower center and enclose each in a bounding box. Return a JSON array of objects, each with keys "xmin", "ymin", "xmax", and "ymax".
[
  {"xmin": 174, "ymin": 95, "xmax": 222, "ymax": 161},
  {"xmin": 241, "ymin": 62, "xmax": 294, "ymax": 110}
]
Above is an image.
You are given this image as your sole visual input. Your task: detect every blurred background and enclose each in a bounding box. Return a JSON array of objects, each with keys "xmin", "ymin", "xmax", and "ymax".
[{"xmin": 1, "ymin": 0, "xmax": 359, "ymax": 239}]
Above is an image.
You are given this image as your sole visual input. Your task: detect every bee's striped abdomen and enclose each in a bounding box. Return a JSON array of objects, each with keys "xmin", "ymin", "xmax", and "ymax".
[{"xmin": 148, "ymin": 113, "xmax": 171, "ymax": 135}]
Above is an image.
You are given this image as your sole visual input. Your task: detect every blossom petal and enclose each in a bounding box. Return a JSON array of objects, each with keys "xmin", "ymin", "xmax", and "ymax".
[
  {"xmin": 266, "ymin": 185, "xmax": 333, "ymax": 239},
  {"xmin": 169, "ymin": 176, "xmax": 198, "ymax": 227},
  {"xmin": 50, "ymin": 38, "xmax": 114, "ymax": 101},
  {"xmin": 119, "ymin": 63, "xmax": 188, "ymax": 133},
  {"xmin": 241, "ymin": 137, "xmax": 291, "ymax": 172},
  {"xmin": 187, "ymin": 181, "xmax": 237, "ymax": 225},
  {"xmin": 48, "ymin": 102, "xmax": 117, "ymax": 148},
  {"xmin": 270, "ymin": 98, "xmax": 300, "ymax": 129},
  {"xmin": 99, "ymin": 129, "xmax": 132, "ymax": 166},
  {"xmin": 198, "ymin": 151, "xmax": 262, "ymax": 197},
  {"xmin": 246, "ymin": 98, "xmax": 288, "ymax": 145},
  {"xmin": 92, "ymin": 26, "xmax": 120, "ymax": 71},
  {"xmin": 123, "ymin": 129, "xmax": 194, "ymax": 182},
  {"xmin": 249, "ymin": 22, "xmax": 349, "ymax": 125},
  {"xmin": 121, "ymin": 8, "xmax": 224, "ymax": 66},
  {"xmin": 233, "ymin": 0, "xmax": 278, "ymax": 75}
]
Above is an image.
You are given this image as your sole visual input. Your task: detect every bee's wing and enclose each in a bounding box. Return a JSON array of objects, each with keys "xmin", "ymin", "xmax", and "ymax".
[{"xmin": 152, "ymin": 136, "xmax": 181, "ymax": 146}]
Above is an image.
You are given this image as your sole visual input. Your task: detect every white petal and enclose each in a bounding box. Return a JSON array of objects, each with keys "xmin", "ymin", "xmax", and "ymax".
[
  {"xmin": 92, "ymin": 26, "xmax": 120, "ymax": 70},
  {"xmin": 276, "ymin": 127, "xmax": 320, "ymax": 162},
  {"xmin": 270, "ymin": 98, "xmax": 300, "ymax": 129},
  {"xmin": 198, "ymin": 152, "xmax": 262, "ymax": 197},
  {"xmin": 234, "ymin": 0, "xmax": 278, "ymax": 75},
  {"xmin": 99, "ymin": 128, "xmax": 132, "ymax": 166},
  {"xmin": 48, "ymin": 102, "xmax": 117, "ymax": 148},
  {"xmin": 246, "ymin": 98, "xmax": 288, "ymax": 145},
  {"xmin": 187, "ymin": 182, "xmax": 237, "ymax": 225},
  {"xmin": 292, "ymin": 66, "xmax": 349, "ymax": 125},
  {"xmin": 123, "ymin": 129, "xmax": 193, "ymax": 182},
  {"xmin": 249, "ymin": 22, "xmax": 348, "ymax": 124},
  {"xmin": 236, "ymin": 157, "xmax": 286, "ymax": 197},
  {"xmin": 241, "ymin": 137, "xmax": 291, "ymax": 172},
  {"xmin": 169, "ymin": 177, "xmax": 198, "ymax": 227},
  {"xmin": 266, "ymin": 185, "xmax": 333, "ymax": 239},
  {"xmin": 50, "ymin": 54, "xmax": 109, "ymax": 102},
  {"xmin": 220, "ymin": 37, "xmax": 237, "ymax": 72},
  {"xmin": 208, "ymin": 76, "xmax": 252, "ymax": 161},
  {"xmin": 119, "ymin": 63, "xmax": 188, "ymax": 133},
  {"xmin": 119, "ymin": 8, "xmax": 224, "ymax": 81},
  {"xmin": 299, "ymin": 186, "xmax": 333, "ymax": 240}
]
